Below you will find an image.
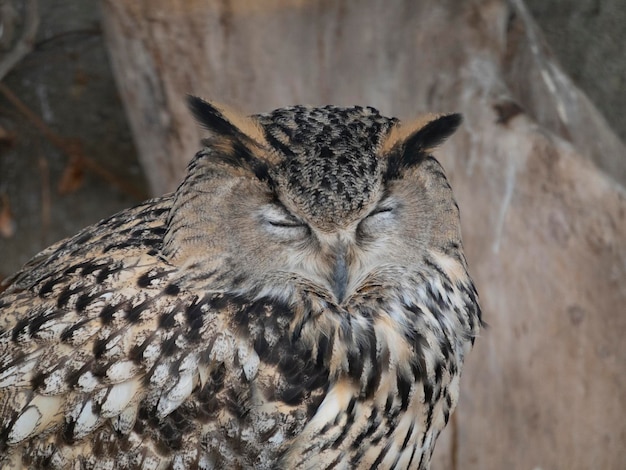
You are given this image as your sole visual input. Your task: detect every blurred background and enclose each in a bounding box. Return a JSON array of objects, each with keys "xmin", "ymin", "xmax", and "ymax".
[{"xmin": 0, "ymin": 0, "xmax": 624, "ymax": 468}]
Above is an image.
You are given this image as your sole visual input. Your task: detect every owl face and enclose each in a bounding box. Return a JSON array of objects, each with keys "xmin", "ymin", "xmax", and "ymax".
[{"xmin": 164, "ymin": 98, "xmax": 463, "ymax": 306}]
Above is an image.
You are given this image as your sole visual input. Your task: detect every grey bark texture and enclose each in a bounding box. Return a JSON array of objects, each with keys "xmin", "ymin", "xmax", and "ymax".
[
  {"xmin": 0, "ymin": 0, "xmax": 146, "ymax": 280},
  {"xmin": 97, "ymin": 0, "xmax": 626, "ymax": 468},
  {"xmin": 527, "ymin": 0, "xmax": 626, "ymax": 143}
]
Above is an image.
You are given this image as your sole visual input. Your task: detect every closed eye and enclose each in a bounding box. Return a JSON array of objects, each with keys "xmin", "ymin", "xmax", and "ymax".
[
  {"xmin": 367, "ymin": 206, "xmax": 394, "ymax": 218},
  {"xmin": 268, "ymin": 220, "xmax": 305, "ymax": 228},
  {"xmin": 261, "ymin": 204, "xmax": 310, "ymax": 239},
  {"xmin": 356, "ymin": 203, "xmax": 397, "ymax": 243},
  {"xmin": 370, "ymin": 207, "xmax": 393, "ymax": 216}
]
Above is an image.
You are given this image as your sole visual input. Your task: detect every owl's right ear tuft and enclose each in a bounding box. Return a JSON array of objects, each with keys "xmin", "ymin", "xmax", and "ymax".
[
  {"xmin": 187, "ymin": 96, "xmax": 242, "ymax": 139},
  {"xmin": 186, "ymin": 96, "xmax": 274, "ymax": 183},
  {"xmin": 187, "ymin": 95, "xmax": 271, "ymax": 148}
]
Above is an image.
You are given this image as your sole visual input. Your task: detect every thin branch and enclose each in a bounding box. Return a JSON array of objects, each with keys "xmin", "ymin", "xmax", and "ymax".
[
  {"xmin": 0, "ymin": 82, "xmax": 62, "ymax": 146},
  {"xmin": 34, "ymin": 26, "xmax": 101, "ymax": 49},
  {"xmin": 0, "ymin": 0, "xmax": 40, "ymax": 81},
  {"xmin": 0, "ymin": 82, "xmax": 147, "ymax": 200}
]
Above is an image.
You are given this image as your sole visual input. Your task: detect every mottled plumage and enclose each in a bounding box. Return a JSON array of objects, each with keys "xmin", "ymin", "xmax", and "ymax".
[{"xmin": 0, "ymin": 97, "xmax": 481, "ymax": 469}]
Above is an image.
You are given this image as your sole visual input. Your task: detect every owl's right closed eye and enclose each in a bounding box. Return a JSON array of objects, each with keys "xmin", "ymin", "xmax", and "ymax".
[{"xmin": 0, "ymin": 96, "xmax": 481, "ymax": 469}]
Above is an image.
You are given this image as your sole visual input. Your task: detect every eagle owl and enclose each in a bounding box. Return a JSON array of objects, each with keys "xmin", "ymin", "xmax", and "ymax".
[{"xmin": 0, "ymin": 97, "xmax": 481, "ymax": 469}]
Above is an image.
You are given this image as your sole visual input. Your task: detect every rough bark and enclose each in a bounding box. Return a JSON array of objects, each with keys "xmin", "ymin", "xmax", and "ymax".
[{"xmin": 101, "ymin": 0, "xmax": 626, "ymax": 468}]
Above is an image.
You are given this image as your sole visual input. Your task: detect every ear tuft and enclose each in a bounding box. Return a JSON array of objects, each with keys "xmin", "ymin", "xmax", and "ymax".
[
  {"xmin": 404, "ymin": 113, "xmax": 462, "ymax": 153},
  {"xmin": 187, "ymin": 95, "xmax": 271, "ymax": 151},
  {"xmin": 385, "ymin": 113, "xmax": 462, "ymax": 179},
  {"xmin": 187, "ymin": 95, "xmax": 240, "ymax": 138},
  {"xmin": 186, "ymin": 96, "xmax": 274, "ymax": 183}
]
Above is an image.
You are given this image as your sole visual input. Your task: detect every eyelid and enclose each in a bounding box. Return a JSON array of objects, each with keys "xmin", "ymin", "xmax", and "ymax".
[
  {"xmin": 373, "ymin": 207, "xmax": 393, "ymax": 214},
  {"xmin": 263, "ymin": 204, "xmax": 306, "ymax": 227},
  {"xmin": 268, "ymin": 220, "xmax": 304, "ymax": 228},
  {"xmin": 368, "ymin": 205, "xmax": 394, "ymax": 217}
]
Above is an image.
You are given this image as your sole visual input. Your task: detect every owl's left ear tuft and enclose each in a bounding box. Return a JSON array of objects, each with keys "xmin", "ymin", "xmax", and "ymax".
[
  {"xmin": 385, "ymin": 113, "xmax": 462, "ymax": 179},
  {"xmin": 405, "ymin": 113, "xmax": 462, "ymax": 153}
]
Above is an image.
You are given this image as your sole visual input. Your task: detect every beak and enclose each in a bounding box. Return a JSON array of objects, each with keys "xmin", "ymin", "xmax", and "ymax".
[{"xmin": 330, "ymin": 241, "xmax": 349, "ymax": 304}]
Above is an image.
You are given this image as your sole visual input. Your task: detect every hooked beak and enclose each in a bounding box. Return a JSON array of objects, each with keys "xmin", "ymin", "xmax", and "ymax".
[{"xmin": 330, "ymin": 242, "xmax": 349, "ymax": 304}]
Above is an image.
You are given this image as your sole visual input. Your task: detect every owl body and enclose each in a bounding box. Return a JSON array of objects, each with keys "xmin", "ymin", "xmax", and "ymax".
[{"xmin": 0, "ymin": 99, "xmax": 481, "ymax": 469}]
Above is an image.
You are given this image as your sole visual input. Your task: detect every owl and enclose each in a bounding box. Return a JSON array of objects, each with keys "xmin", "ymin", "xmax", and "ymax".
[{"xmin": 0, "ymin": 97, "xmax": 481, "ymax": 469}]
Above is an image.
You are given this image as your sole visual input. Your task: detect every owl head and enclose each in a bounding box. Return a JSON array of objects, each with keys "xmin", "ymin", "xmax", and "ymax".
[{"xmin": 163, "ymin": 97, "xmax": 464, "ymax": 305}]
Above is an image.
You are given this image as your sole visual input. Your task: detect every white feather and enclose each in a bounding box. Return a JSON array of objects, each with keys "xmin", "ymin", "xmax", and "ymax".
[
  {"xmin": 149, "ymin": 363, "xmax": 169, "ymax": 387},
  {"xmin": 307, "ymin": 380, "xmax": 354, "ymax": 431},
  {"xmin": 111, "ymin": 401, "xmax": 139, "ymax": 434},
  {"xmin": 7, "ymin": 406, "xmax": 41, "ymax": 444},
  {"xmin": 77, "ymin": 370, "xmax": 99, "ymax": 392},
  {"xmin": 237, "ymin": 345, "xmax": 260, "ymax": 381},
  {"xmin": 210, "ymin": 333, "xmax": 234, "ymax": 362},
  {"xmin": 73, "ymin": 399, "xmax": 99, "ymax": 439},
  {"xmin": 100, "ymin": 380, "xmax": 140, "ymax": 418},
  {"xmin": 106, "ymin": 360, "xmax": 138, "ymax": 382},
  {"xmin": 157, "ymin": 372, "xmax": 194, "ymax": 418}
]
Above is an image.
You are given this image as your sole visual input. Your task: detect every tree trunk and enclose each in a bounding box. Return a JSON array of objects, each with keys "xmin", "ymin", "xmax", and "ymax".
[{"xmin": 101, "ymin": 0, "xmax": 626, "ymax": 468}]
